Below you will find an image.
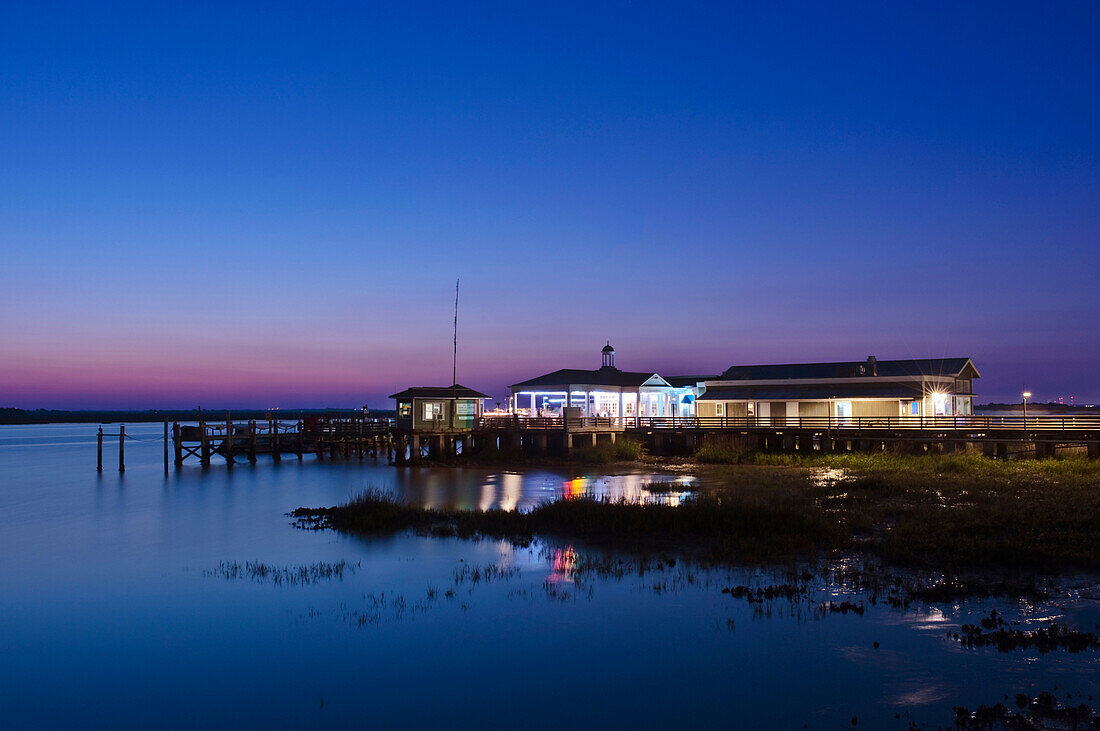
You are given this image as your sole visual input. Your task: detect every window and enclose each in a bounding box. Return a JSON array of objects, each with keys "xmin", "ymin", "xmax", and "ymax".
[
  {"xmin": 715, "ymin": 403, "xmax": 724, "ymax": 416},
  {"xmin": 398, "ymin": 402, "xmax": 411, "ymax": 418},
  {"xmin": 423, "ymin": 402, "xmax": 442, "ymax": 420}
]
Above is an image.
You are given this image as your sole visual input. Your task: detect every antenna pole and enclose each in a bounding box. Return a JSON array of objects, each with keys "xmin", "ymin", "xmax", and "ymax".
[
  {"xmin": 451, "ymin": 279, "xmax": 459, "ymax": 430},
  {"xmin": 453, "ymin": 278, "xmax": 459, "ymax": 387}
]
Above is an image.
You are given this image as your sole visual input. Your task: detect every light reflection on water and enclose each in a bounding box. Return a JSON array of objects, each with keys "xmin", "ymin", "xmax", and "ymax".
[{"xmin": 0, "ymin": 423, "xmax": 1098, "ymax": 729}]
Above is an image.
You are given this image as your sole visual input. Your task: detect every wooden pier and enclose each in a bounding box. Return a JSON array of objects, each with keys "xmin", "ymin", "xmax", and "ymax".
[
  {"xmin": 147, "ymin": 412, "xmax": 1100, "ymax": 470},
  {"xmin": 172, "ymin": 415, "xmax": 394, "ymax": 467}
]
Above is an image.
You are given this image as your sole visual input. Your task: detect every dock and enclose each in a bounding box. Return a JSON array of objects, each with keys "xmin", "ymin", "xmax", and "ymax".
[
  {"xmin": 171, "ymin": 415, "xmax": 394, "ymax": 467},
  {"xmin": 117, "ymin": 412, "xmax": 1099, "ymax": 471}
]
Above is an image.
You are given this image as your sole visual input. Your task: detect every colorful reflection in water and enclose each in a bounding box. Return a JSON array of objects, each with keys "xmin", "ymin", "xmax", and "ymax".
[
  {"xmin": 560, "ymin": 474, "xmax": 697, "ymax": 505},
  {"xmin": 547, "ymin": 546, "xmax": 577, "ymax": 584}
]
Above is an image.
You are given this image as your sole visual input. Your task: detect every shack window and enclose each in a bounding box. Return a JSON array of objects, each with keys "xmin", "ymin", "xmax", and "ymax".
[
  {"xmin": 715, "ymin": 402, "xmax": 724, "ymax": 416},
  {"xmin": 423, "ymin": 402, "xmax": 442, "ymax": 420},
  {"xmin": 398, "ymin": 402, "xmax": 411, "ymax": 418}
]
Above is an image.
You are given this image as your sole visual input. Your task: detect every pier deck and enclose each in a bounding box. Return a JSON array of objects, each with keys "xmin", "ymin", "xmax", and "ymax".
[{"xmin": 160, "ymin": 413, "xmax": 1100, "ymax": 469}]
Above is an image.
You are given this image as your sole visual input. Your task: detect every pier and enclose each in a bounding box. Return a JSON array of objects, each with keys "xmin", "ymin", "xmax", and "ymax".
[
  {"xmin": 171, "ymin": 415, "xmax": 394, "ymax": 467},
  {"xmin": 121, "ymin": 412, "xmax": 1100, "ymax": 471}
]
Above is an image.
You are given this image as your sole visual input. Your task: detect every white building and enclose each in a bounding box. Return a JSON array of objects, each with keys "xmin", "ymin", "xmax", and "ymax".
[{"xmin": 509, "ymin": 343, "xmax": 677, "ymax": 418}]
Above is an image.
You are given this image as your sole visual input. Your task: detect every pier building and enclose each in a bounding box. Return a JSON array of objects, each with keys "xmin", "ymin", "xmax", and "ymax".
[
  {"xmin": 695, "ymin": 356, "xmax": 979, "ymax": 425},
  {"xmin": 509, "ymin": 343, "xmax": 678, "ymax": 418}
]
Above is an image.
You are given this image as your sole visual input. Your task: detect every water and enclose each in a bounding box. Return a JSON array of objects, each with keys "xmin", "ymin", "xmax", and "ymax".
[{"xmin": 1, "ymin": 423, "xmax": 1097, "ymax": 728}]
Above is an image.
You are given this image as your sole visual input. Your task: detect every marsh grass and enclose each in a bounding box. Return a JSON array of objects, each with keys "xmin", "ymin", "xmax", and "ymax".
[
  {"xmin": 297, "ymin": 448, "xmax": 1100, "ymax": 572},
  {"xmin": 294, "ymin": 487, "xmax": 839, "ymax": 563},
  {"xmin": 571, "ymin": 438, "xmax": 645, "ymax": 464},
  {"xmin": 207, "ymin": 560, "xmax": 356, "ymax": 585}
]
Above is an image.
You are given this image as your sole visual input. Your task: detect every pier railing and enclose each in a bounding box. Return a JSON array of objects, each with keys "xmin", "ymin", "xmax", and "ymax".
[{"xmin": 480, "ymin": 414, "xmax": 1100, "ymax": 432}]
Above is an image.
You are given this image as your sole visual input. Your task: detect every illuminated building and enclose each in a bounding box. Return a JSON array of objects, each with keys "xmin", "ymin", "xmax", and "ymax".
[
  {"xmin": 695, "ymin": 356, "xmax": 980, "ymax": 423},
  {"xmin": 509, "ymin": 343, "xmax": 685, "ymax": 418}
]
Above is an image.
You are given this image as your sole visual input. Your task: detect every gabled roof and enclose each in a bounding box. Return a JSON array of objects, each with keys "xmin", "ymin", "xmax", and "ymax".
[
  {"xmin": 664, "ymin": 375, "xmax": 717, "ymax": 388},
  {"xmin": 511, "ymin": 367, "xmax": 668, "ymax": 389},
  {"xmin": 698, "ymin": 384, "xmax": 934, "ymax": 401},
  {"xmin": 717, "ymin": 358, "xmax": 980, "ymax": 381},
  {"xmin": 389, "ymin": 385, "xmax": 489, "ymax": 400}
]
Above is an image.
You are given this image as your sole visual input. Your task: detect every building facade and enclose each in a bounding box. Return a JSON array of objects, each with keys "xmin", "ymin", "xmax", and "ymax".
[
  {"xmin": 509, "ymin": 344, "xmax": 678, "ymax": 418},
  {"xmin": 390, "ymin": 385, "xmax": 488, "ymax": 432},
  {"xmin": 695, "ymin": 356, "xmax": 979, "ymax": 424}
]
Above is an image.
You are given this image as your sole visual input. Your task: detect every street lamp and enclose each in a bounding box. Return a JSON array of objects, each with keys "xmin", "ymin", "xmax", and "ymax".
[{"xmin": 1022, "ymin": 391, "xmax": 1032, "ymax": 429}]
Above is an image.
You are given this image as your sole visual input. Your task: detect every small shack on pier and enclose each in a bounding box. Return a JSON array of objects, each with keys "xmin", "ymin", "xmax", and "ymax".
[{"xmin": 390, "ymin": 385, "xmax": 488, "ymax": 433}]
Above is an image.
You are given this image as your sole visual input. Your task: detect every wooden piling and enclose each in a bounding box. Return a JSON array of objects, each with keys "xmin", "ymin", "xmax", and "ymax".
[
  {"xmin": 225, "ymin": 412, "xmax": 233, "ymax": 467},
  {"xmin": 119, "ymin": 424, "xmax": 125, "ymax": 472},
  {"xmin": 163, "ymin": 420, "xmax": 169, "ymax": 474},
  {"xmin": 200, "ymin": 419, "xmax": 210, "ymax": 467},
  {"xmin": 271, "ymin": 418, "xmax": 282, "ymax": 462},
  {"xmin": 249, "ymin": 421, "xmax": 257, "ymax": 463},
  {"xmin": 173, "ymin": 422, "xmax": 182, "ymax": 467},
  {"xmin": 97, "ymin": 426, "xmax": 103, "ymax": 472}
]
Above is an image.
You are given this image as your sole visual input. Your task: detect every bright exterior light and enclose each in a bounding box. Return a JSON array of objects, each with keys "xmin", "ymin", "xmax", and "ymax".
[{"xmin": 1022, "ymin": 391, "xmax": 1032, "ymax": 399}]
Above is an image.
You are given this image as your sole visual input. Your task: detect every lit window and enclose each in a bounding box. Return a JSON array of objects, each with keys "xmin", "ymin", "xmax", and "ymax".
[{"xmin": 715, "ymin": 403, "xmax": 724, "ymax": 416}]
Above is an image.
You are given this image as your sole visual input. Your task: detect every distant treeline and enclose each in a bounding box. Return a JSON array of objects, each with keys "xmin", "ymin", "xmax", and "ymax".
[
  {"xmin": 0, "ymin": 408, "xmax": 396, "ymax": 425},
  {"xmin": 977, "ymin": 402, "xmax": 1096, "ymax": 413}
]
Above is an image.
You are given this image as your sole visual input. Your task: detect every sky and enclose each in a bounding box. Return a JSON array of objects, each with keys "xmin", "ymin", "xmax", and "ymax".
[{"xmin": 1, "ymin": 1, "xmax": 1097, "ymax": 409}]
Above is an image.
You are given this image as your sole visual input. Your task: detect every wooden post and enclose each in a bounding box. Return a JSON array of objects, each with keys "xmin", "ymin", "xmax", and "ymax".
[
  {"xmin": 119, "ymin": 424, "xmax": 125, "ymax": 472},
  {"xmin": 163, "ymin": 419, "xmax": 169, "ymax": 474},
  {"xmin": 269, "ymin": 415, "xmax": 279, "ymax": 461},
  {"xmin": 200, "ymin": 419, "xmax": 210, "ymax": 467},
  {"xmin": 173, "ymin": 422, "xmax": 182, "ymax": 467},
  {"xmin": 295, "ymin": 419, "xmax": 303, "ymax": 461},
  {"xmin": 97, "ymin": 426, "xmax": 103, "ymax": 472},
  {"xmin": 249, "ymin": 421, "xmax": 257, "ymax": 463},
  {"xmin": 225, "ymin": 412, "xmax": 233, "ymax": 467}
]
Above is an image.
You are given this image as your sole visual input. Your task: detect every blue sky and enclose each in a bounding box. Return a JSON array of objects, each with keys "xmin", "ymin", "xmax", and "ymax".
[{"xmin": 1, "ymin": 1, "xmax": 1097, "ymax": 408}]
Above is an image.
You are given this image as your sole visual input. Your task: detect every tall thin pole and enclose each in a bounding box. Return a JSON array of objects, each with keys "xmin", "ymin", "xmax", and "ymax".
[
  {"xmin": 451, "ymin": 278, "xmax": 459, "ymax": 429},
  {"xmin": 119, "ymin": 424, "xmax": 125, "ymax": 472},
  {"xmin": 452, "ymin": 278, "xmax": 459, "ymax": 387}
]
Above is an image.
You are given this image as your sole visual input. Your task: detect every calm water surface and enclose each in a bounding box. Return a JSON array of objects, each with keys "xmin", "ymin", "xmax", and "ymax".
[{"xmin": 1, "ymin": 423, "xmax": 1097, "ymax": 728}]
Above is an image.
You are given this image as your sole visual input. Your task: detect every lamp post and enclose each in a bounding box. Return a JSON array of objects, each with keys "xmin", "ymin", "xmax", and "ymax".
[{"xmin": 1022, "ymin": 391, "xmax": 1031, "ymax": 431}]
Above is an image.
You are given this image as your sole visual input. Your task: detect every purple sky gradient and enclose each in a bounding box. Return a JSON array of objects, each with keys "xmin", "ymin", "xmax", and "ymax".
[{"xmin": 1, "ymin": 2, "xmax": 1097, "ymax": 409}]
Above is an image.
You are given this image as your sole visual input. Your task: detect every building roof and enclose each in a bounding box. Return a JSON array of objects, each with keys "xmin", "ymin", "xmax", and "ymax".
[
  {"xmin": 602, "ymin": 342, "xmax": 615, "ymax": 353},
  {"xmin": 717, "ymin": 357, "xmax": 980, "ymax": 381},
  {"xmin": 664, "ymin": 375, "xmax": 717, "ymax": 388},
  {"xmin": 511, "ymin": 367, "xmax": 666, "ymax": 390},
  {"xmin": 389, "ymin": 385, "xmax": 489, "ymax": 400},
  {"xmin": 698, "ymin": 384, "xmax": 937, "ymax": 401}
]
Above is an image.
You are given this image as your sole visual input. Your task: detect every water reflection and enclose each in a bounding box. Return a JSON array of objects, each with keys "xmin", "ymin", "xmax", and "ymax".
[
  {"xmin": 559, "ymin": 474, "xmax": 698, "ymax": 505},
  {"xmin": 387, "ymin": 469, "xmax": 698, "ymax": 511},
  {"xmin": 547, "ymin": 546, "xmax": 577, "ymax": 584}
]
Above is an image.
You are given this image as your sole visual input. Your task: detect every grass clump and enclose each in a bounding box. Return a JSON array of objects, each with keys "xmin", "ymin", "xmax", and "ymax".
[
  {"xmin": 572, "ymin": 438, "xmax": 644, "ymax": 464},
  {"xmin": 294, "ymin": 487, "xmax": 841, "ymax": 563}
]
